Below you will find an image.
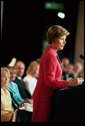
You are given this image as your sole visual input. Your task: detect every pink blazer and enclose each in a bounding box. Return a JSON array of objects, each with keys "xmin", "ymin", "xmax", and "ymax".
[{"xmin": 32, "ymin": 45, "xmax": 68, "ymax": 122}]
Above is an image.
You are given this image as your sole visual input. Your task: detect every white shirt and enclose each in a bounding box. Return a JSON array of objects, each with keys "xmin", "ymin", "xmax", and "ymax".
[{"xmin": 23, "ymin": 74, "xmax": 37, "ymax": 96}]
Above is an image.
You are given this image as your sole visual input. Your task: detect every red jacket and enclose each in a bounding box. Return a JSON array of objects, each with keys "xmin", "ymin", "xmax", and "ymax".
[{"xmin": 32, "ymin": 45, "xmax": 68, "ymax": 122}]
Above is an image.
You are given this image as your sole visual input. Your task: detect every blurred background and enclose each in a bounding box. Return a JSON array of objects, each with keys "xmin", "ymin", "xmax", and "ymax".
[{"xmin": 1, "ymin": 0, "xmax": 84, "ymax": 76}]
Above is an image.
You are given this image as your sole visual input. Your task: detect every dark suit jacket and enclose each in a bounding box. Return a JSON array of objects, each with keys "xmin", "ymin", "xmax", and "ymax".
[{"xmin": 14, "ymin": 77, "xmax": 31, "ymax": 99}]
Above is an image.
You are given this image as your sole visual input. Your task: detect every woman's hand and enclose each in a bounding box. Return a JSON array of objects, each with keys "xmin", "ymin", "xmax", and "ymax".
[
  {"xmin": 24, "ymin": 98, "xmax": 33, "ymax": 104},
  {"xmin": 68, "ymin": 78, "xmax": 84, "ymax": 87}
]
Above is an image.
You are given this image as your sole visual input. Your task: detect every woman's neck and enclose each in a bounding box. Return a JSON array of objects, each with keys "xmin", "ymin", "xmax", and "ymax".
[{"xmin": 51, "ymin": 44, "xmax": 58, "ymax": 52}]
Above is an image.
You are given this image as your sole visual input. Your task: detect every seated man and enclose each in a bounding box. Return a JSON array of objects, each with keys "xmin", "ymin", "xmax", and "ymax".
[{"xmin": 14, "ymin": 61, "xmax": 31, "ymax": 99}]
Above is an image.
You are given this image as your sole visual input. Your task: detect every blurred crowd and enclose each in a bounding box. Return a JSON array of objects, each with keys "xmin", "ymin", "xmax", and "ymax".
[{"xmin": 61, "ymin": 57, "xmax": 83, "ymax": 80}]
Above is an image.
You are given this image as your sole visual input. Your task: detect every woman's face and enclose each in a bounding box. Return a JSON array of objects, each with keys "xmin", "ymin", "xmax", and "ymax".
[
  {"xmin": 10, "ymin": 70, "xmax": 17, "ymax": 81},
  {"xmin": 52, "ymin": 36, "xmax": 66, "ymax": 51},
  {"xmin": 32, "ymin": 65, "xmax": 39, "ymax": 78},
  {"xmin": 1, "ymin": 73, "xmax": 10, "ymax": 87}
]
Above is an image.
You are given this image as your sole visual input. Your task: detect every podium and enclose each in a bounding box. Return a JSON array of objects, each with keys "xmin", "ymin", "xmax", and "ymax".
[{"xmin": 52, "ymin": 84, "xmax": 84, "ymax": 123}]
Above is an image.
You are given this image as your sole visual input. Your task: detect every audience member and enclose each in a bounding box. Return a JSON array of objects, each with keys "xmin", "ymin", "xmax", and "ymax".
[
  {"xmin": 1, "ymin": 67, "xmax": 17, "ymax": 122},
  {"xmin": 72, "ymin": 62, "xmax": 83, "ymax": 78},
  {"xmin": 23, "ymin": 61, "xmax": 39, "ymax": 96},
  {"xmin": 14, "ymin": 61, "xmax": 31, "ymax": 101},
  {"xmin": 6, "ymin": 66, "xmax": 24, "ymax": 106}
]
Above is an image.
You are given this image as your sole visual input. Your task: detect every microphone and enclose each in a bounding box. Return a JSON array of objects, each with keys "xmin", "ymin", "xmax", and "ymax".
[{"xmin": 80, "ymin": 54, "xmax": 84, "ymax": 60}]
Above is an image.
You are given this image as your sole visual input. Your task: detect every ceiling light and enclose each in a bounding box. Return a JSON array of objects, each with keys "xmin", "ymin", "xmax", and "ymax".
[{"xmin": 57, "ymin": 12, "xmax": 65, "ymax": 19}]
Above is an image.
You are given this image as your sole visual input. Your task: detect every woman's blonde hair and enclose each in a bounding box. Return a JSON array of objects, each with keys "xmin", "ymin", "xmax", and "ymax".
[
  {"xmin": 26, "ymin": 61, "xmax": 39, "ymax": 75},
  {"xmin": 1, "ymin": 67, "xmax": 10, "ymax": 77},
  {"xmin": 46, "ymin": 25, "xmax": 70, "ymax": 44}
]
